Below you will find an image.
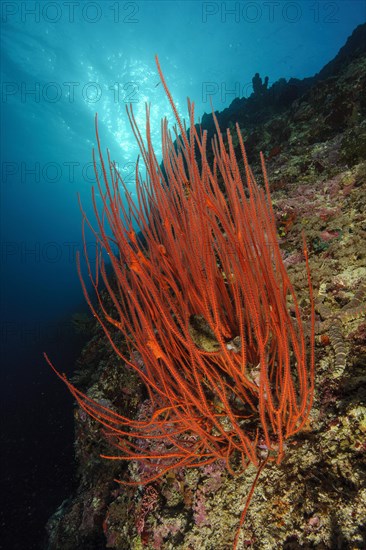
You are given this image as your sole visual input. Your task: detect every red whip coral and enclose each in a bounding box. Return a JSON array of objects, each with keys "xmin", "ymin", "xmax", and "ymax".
[{"xmin": 45, "ymin": 56, "xmax": 315, "ymax": 548}]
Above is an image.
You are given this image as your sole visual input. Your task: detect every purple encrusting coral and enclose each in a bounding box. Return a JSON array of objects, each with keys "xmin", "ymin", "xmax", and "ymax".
[{"xmin": 46, "ymin": 25, "xmax": 366, "ymax": 550}]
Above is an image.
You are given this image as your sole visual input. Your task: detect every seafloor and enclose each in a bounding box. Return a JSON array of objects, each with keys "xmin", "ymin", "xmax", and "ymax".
[{"xmin": 46, "ymin": 25, "xmax": 366, "ymax": 550}]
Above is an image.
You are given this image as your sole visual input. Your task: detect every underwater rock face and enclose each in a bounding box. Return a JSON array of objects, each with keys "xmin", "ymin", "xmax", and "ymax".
[{"xmin": 46, "ymin": 28, "xmax": 366, "ymax": 550}]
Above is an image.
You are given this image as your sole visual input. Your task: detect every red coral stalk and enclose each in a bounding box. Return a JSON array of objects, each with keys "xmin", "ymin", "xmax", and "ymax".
[{"xmin": 45, "ymin": 55, "xmax": 315, "ymax": 546}]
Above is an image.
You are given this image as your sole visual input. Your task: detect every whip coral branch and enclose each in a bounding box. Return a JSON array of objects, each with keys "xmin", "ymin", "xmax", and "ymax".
[{"xmin": 45, "ymin": 55, "xmax": 315, "ymax": 546}]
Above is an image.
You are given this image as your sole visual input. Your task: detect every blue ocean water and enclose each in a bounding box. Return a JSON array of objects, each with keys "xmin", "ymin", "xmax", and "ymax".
[{"xmin": 1, "ymin": 1, "xmax": 365, "ymax": 548}]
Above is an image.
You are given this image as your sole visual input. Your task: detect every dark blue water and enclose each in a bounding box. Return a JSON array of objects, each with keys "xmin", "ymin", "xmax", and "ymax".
[{"xmin": 1, "ymin": 2, "xmax": 365, "ymax": 548}]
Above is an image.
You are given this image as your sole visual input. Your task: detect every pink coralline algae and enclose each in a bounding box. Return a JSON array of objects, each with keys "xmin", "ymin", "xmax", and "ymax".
[
  {"xmin": 136, "ymin": 485, "xmax": 159, "ymax": 535},
  {"xmin": 319, "ymin": 230, "xmax": 340, "ymax": 242},
  {"xmin": 193, "ymin": 489, "xmax": 210, "ymax": 527}
]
